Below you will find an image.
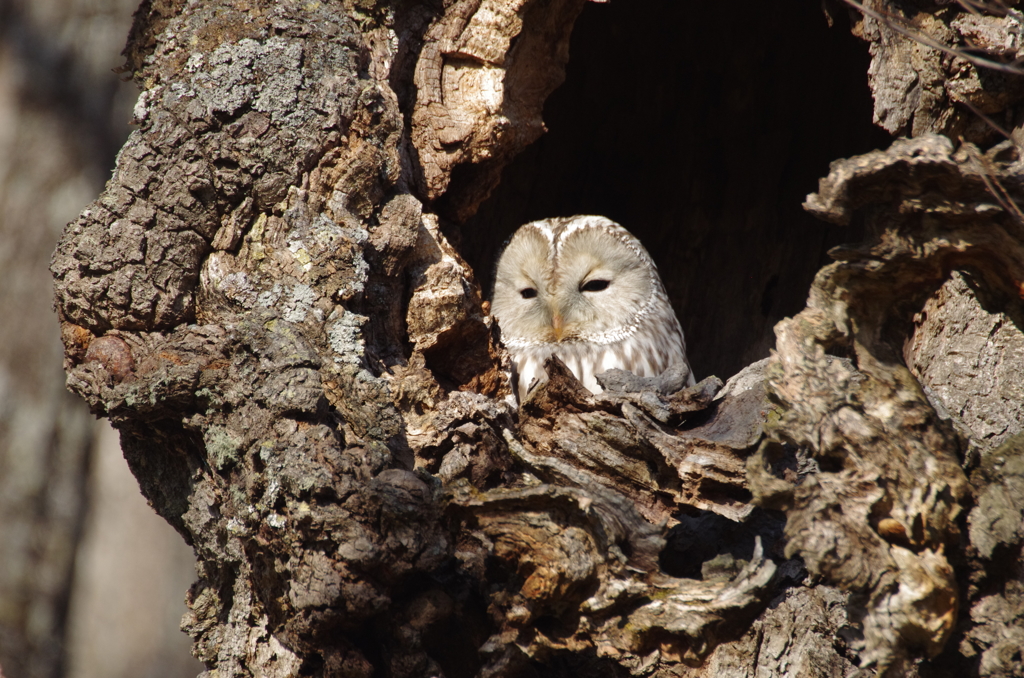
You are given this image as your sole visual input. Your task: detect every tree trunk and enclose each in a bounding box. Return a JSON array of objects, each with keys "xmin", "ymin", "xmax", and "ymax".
[{"xmin": 50, "ymin": 1, "xmax": 1024, "ymax": 677}]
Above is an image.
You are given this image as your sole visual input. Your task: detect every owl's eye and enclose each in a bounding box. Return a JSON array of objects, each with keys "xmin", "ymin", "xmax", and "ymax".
[
  {"xmin": 520, "ymin": 288, "xmax": 538, "ymax": 299},
  {"xmin": 580, "ymin": 279, "xmax": 610, "ymax": 292}
]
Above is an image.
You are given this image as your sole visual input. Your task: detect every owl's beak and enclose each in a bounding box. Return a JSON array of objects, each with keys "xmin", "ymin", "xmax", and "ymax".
[{"xmin": 551, "ymin": 312, "xmax": 565, "ymax": 341}]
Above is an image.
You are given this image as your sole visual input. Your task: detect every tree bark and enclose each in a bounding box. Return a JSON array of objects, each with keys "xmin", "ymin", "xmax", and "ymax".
[{"xmin": 50, "ymin": 1, "xmax": 1024, "ymax": 677}]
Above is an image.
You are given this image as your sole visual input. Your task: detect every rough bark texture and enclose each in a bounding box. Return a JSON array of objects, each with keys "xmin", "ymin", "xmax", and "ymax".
[
  {"xmin": 852, "ymin": 0, "xmax": 1024, "ymax": 144},
  {"xmin": 844, "ymin": 7, "xmax": 1024, "ymax": 673},
  {"xmin": 801, "ymin": 132, "xmax": 1024, "ymax": 676},
  {"xmin": 49, "ymin": 1, "xmax": 1024, "ymax": 677}
]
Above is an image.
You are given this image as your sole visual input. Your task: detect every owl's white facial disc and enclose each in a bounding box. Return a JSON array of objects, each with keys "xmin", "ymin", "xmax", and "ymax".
[{"xmin": 492, "ymin": 216, "xmax": 657, "ymax": 348}]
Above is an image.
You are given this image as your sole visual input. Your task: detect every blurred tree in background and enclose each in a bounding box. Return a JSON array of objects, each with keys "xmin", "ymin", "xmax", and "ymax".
[{"xmin": 0, "ymin": 0, "xmax": 199, "ymax": 676}]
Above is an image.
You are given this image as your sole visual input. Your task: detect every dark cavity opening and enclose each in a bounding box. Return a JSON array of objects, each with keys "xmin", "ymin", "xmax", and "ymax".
[{"xmin": 459, "ymin": 0, "xmax": 890, "ymax": 380}]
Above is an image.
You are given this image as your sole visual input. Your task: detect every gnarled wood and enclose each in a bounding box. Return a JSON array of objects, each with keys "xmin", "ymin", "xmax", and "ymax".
[{"xmin": 780, "ymin": 131, "xmax": 1024, "ymax": 675}]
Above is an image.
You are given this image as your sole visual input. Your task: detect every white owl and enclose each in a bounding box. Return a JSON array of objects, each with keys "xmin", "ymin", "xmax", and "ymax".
[{"xmin": 491, "ymin": 215, "xmax": 695, "ymax": 402}]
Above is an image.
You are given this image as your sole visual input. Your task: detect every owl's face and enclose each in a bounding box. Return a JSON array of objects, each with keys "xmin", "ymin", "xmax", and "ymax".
[{"xmin": 491, "ymin": 216, "xmax": 658, "ymax": 347}]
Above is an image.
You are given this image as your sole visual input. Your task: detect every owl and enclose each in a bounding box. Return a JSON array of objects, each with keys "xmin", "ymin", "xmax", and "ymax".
[{"xmin": 491, "ymin": 215, "xmax": 695, "ymax": 402}]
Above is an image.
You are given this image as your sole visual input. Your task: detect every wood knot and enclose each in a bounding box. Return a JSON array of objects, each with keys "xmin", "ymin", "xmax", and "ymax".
[{"xmin": 84, "ymin": 335, "xmax": 136, "ymax": 382}]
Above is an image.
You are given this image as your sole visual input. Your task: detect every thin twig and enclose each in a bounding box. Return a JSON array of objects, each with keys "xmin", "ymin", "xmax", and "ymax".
[
  {"xmin": 961, "ymin": 97, "xmax": 1013, "ymax": 139},
  {"xmin": 964, "ymin": 144, "xmax": 1024, "ymax": 225},
  {"xmin": 955, "ymin": 0, "xmax": 1012, "ymax": 17},
  {"xmin": 956, "ymin": 0, "xmax": 981, "ymax": 17},
  {"xmin": 844, "ymin": 0, "xmax": 1024, "ymax": 75}
]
